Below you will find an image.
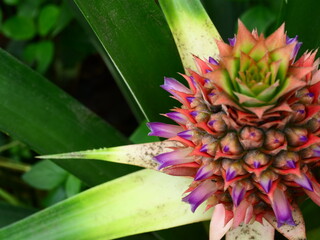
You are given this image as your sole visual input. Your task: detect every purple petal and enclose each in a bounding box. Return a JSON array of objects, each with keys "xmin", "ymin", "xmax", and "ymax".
[
  {"xmin": 286, "ymin": 160, "xmax": 296, "ymax": 169},
  {"xmin": 190, "ymin": 111, "xmax": 198, "ymax": 117},
  {"xmin": 200, "ymin": 144, "xmax": 208, "ymax": 153},
  {"xmin": 208, "ymin": 120, "xmax": 216, "ymax": 126},
  {"xmin": 195, "ymin": 163, "xmax": 213, "ymax": 180},
  {"xmin": 286, "ymin": 35, "xmax": 302, "ymax": 61},
  {"xmin": 228, "ymin": 36, "xmax": 236, "ymax": 46},
  {"xmin": 293, "ymin": 174, "xmax": 313, "ymax": 191},
  {"xmin": 253, "ymin": 161, "xmax": 261, "ymax": 169},
  {"xmin": 161, "ymin": 77, "xmax": 191, "ymax": 97},
  {"xmin": 186, "ymin": 97, "xmax": 195, "ymax": 103},
  {"xmin": 183, "ymin": 180, "xmax": 218, "ymax": 212},
  {"xmin": 147, "ymin": 122, "xmax": 183, "ymax": 138},
  {"xmin": 223, "ymin": 145, "xmax": 230, "ymax": 153},
  {"xmin": 177, "ymin": 130, "xmax": 193, "ymax": 140},
  {"xmin": 286, "ymin": 35, "xmax": 298, "ymax": 44},
  {"xmin": 226, "ymin": 168, "xmax": 236, "ymax": 181},
  {"xmin": 154, "ymin": 148, "xmax": 193, "ymax": 169},
  {"xmin": 260, "ymin": 178, "xmax": 272, "ymax": 193},
  {"xmin": 209, "ymin": 57, "xmax": 219, "ymax": 65},
  {"xmin": 232, "ymin": 184, "xmax": 246, "ymax": 207},
  {"xmin": 165, "ymin": 112, "xmax": 187, "ymax": 125},
  {"xmin": 299, "ymin": 135, "xmax": 308, "ymax": 142},
  {"xmin": 270, "ymin": 188, "xmax": 296, "ymax": 227}
]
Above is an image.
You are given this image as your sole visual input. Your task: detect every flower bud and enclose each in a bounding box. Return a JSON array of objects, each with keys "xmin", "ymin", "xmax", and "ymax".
[
  {"xmin": 264, "ymin": 130, "xmax": 285, "ymax": 150},
  {"xmin": 220, "ymin": 133, "xmax": 243, "ymax": 155},
  {"xmin": 285, "ymin": 128, "xmax": 308, "ymax": 147},
  {"xmin": 207, "ymin": 113, "xmax": 227, "ymax": 133},
  {"xmin": 290, "ymin": 103, "xmax": 306, "ymax": 122},
  {"xmin": 296, "ymin": 88, "xmax": 314, "ymax": 104},
  {"xmin": 222, "ymin": 159, "xmax": 246, "ymax": 181},
  {"xmin": 273, "ymin": 151, "xmax": 300, "ymax": 169},
  {"xmin": 244, "ymin": 150, "xmax": 270, "ymax": 169},
  {"xmin": 255, "ymin": 171, "xmax": 278, "ymax": 193},
  {"xmin": 240, "ymin": 126, "xmax": 263, "ymax": 149},
  {"xmin": 307, "ymin": 113, "xmax": 320, "ymax": 132}
]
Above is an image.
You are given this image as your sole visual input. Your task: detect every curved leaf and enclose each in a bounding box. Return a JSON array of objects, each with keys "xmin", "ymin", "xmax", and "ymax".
[
  {"xmin": 0, "ymin": 170, "xmax": 212, "ymax": 240},
  {"xmin": 74, "ymin": 0, "xmax": 184, "ymax": 122},
  {"xmin": 159, "ymin": 0, "xmax": 221, "ymax": 71},
  {"xmin": 0, "ymin": 48, "xmax": 138, "ymax": 186}
]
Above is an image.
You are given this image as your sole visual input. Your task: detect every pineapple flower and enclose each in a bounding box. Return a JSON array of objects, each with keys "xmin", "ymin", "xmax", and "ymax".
[
  {"xmin": 147, "ymin": 21, "xmax": 320, "ymax": 239},
  {"xmin": 42, "ymin": 21, "xmax": 320, "ymax": 240}
]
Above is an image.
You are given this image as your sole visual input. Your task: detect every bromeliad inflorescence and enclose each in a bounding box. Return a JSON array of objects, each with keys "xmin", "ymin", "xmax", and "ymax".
[{"xmin": 147, "ymin": 21, "xmax": 320, "ymax": 236}]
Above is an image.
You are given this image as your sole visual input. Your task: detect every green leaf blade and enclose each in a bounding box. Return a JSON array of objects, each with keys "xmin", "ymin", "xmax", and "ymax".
[
  {"xmin": 74, "ymin": 0, "xmax": 184, "ymax": 122},
  {"xmin": 0, "ymin": 170, "xmax": 212, "ymax": 240},
  {"xmin": 0, "ymin": 48, "xmax": 137, "ymax": 186}
]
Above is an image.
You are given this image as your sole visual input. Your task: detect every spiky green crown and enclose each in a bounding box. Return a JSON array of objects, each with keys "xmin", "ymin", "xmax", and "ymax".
[
  {"xmin": 148, "ymin": 20, "xmax": 320, "ymax": 234},
  {"xmin": 206, "ymin": 21, "xmax": 306, "ymax": 111}
]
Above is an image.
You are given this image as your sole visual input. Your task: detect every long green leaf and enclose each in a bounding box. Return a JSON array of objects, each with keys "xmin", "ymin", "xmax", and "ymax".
[
  {"xmin": 159, "ymin": 0, "xmax": 221, "ymax": 71},
  {"xmin": 0, "ymin": 49, "xmax": 138, "ymax": 186},
  {"xmin": 73, "ymin": 0, "xmax": 184, "ymax": 122},
  {"xmin": 279, "ymin": 0, "xmax": 320, "ymax": 56},
  {"xmin": 0, "ymin": 169, "xmax": 212, "ymax": 240}
]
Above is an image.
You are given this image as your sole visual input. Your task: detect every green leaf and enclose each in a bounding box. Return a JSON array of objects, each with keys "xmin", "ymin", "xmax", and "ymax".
[
  {"xmin": 240, "ymin": 5, "xmax": 276, "ymax": 34},
  {"xmin": 278, "ymin": 0, "xmax": 320, "ymax": 56},
  {"xmin": 42, "ymin": 186, "xmax": 67, "ymax": 207},
  {"xmin": 0, "ymin": 8, "xmax": 2, "ymax": 28},
  {"xmin": 0, "ymin": 48, "xmax": 137, "ymax": 186},
  {"xmin": 65, "ymin": 174, "xmax": 81, "ymax": 198},
  {"xmin": 22, "ymin": 160, "xmax": 67, "ymax": 190},
  {"xmin": 23, "ymin": 41, "xmax": 54, "ymax": 73},
  {"xmin": 0, "ymin": 202, "xmax": 35, "ymax": 228},
  {"xmin": 74, "ymin": 0, "xmax": 183, "ymax": 122},
  {"xmin": 0, "ymin": 170, "xmax": 212, "ymax": 240},
  {"xmin": 2, "ymin": 16, "xmax": 36, "ymax": 40},
  {"xmin": 51, "ymin": 1, "xmax": 73, "ymax": 36},
  {"xmin": 3, "ymin": 0, "xmax": 20, "ymax": 6},
  {"xmin": 39, "ymin": 141, "xmax": 180, "ymax": 170},
  {"xmin": 159, "ymin": 0, "xmax": 221, "ymax": 71},
  {"xmin": 38, "ymin": 4, "xmax": 61, "ymax": 36},
  {"xmin": 17, "ymin": 0, "xmax": 42, "ymax": 18}
]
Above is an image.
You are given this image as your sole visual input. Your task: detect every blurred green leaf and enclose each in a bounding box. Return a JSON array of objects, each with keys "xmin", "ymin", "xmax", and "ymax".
[
  {"xmin": 0, "ymin": 170, "xmax": 212, "ymax": 240},
  {"xmin": 17, "ymin": 0, "xmax": 41, "ymax": 18},
  {"xmin": 38, "ymin": 4, "xmax": 61, "ymax": 36},
  {"xmin": 129, "ymin": 120, "xmax": 158, "ymax": 144},
  {"xmin": 23, "ymin": 41, "xmax": 54, "ymax": 73},
  {"xmin": 0, "ymin": 202, "xmax": 36, "ymax": 228},
  {"xmin": 240, "ymin": 5, "xmax": 276, "ymax": 34},
  {"xmin": 279, "ymin": 0, "xmax": 320, "ymax": 56},
  {"xmin": 0, "ymin": 49, "xmax": 137, "ymax": 186},
  {"xmin": 4, "ymin": 0, "xmax": 20, "ymax": 6},
  {"xmin": 65, "ymin": 174, "xmax": 81, "ymax": 198},
  {"xmin": 52, "ymin": 1, "xmax": 73, "ymax": 36},
  {"xmin": 74, "ymin": 0, "xmax": 183, "ymax": 122},
  {"xmin": 22, "ymin": 160, "xmax": 67, "ymax": 190},
  {"xmin": 42, "ymin": 186, "xmax": 66, "ymax": 207},
  {"xmin": 2, "ymin": 16, "xmax": 36, "ymax": 40},
  {"xmin": 0, "ymin": 8, "xmax": 2, "ymax": 28}
]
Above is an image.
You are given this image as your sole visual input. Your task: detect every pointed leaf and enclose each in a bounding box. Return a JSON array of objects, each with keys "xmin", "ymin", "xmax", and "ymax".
[
  {"xmin": 74, "ymin": 0, "xmax": 184, "ymax": 122},
  {"xmin": 0, "ymin": 170, "xmax": 212, "ymax": 240},
  {"xmin": 159, "ymin": 0, "xmax": 221, "ymax": 72},
  {"xmin": 0, "ymin": 48, "xmax": 137, "ymax": 186},
  {"xmin": 39, "ymin": 141, "xmax": 181, "ymax": 170}
]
